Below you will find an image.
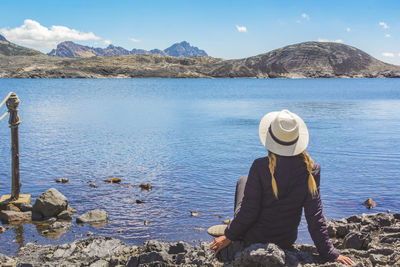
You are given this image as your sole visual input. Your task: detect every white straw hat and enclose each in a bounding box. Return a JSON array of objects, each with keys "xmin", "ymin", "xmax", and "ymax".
[{"xmin": 259, "ymin": 110, "xmax": 309, "ymax": 156}]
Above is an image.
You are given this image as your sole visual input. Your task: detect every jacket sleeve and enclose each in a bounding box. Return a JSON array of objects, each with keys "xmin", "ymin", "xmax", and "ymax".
[
  {"xmin": 225, "ymin": 160, "xmax": 262, "ymax": 240},
  {"xmin": 304, "ymin": 164, "xmax": 339, "ymax": 261}
]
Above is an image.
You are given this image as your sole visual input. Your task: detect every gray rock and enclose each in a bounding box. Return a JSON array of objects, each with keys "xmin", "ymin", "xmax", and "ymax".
[
  {"xmin": 19, "ymin": 203, "xmax": 33, "ymax": 212},
  {"xmin": 76, "ymin": 209, "xmax": 108, "ymax": 224},
  {"xmin": 32, "ymin": 188, "xmax": 68, "ymax": 217},
  {"xmin": 57, "ymin": 210, "xmax": 73, "ymax": 220},
  {"xmin": 67, "ymin": 204, "xmax": 77, "ymax": 214},
  {"xmin": 347, "ymin": 214, "xmax": 362, "ymax": 223},
  {"xmin": 0, "ymin": 210, "xmax": 32, "ymax": 223},
  {"xmin": 343, "ymin": 232, "xmax": 369, "ymax": 250},
  {"xmin": 15, "ymin": 237, "xmax": 133, "ymax": 266},
  {"xmin": 233, "ymin": 243, "xmax": 285, "ymax": 266},
  {"xmin": 333, "ymin": 221, "xmax": 359, "ymax": 238},
  {"xmin": 50, "ymin": 221, "xmax": 73, "ymax": 230},
  {"xmin": 55, "ymin": 178, "xmax": 69, "ymax": 183},
  {"xmin": 31, "ymin": 210, "xmax": 43, "ymax": 221},
  {"xmin": 362, "ymin": 212, "xmax": 394, "ymax": 227},
  {"xmin": 327, "ymin": 221, "xmax": 337, "ymax": 237},
  {"xmin": 0, "ymin": 253, "xmax": 16, "ymax": 266},
  {"xmin": 89, "ymin": 259, "xmax": 108, "ymax": 267}
]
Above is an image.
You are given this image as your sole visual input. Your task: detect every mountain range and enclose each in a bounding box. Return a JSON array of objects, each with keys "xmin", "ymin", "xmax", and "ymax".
[
  {"xmin": 0, "ymin": 33, "xmax": 400, "ymax": 78},
  {"xmin": 47, "ymin": 40, "xmax": 207, "ymax": 58}
]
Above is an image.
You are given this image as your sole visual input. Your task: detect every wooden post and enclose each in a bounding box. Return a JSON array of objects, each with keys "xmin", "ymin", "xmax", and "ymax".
[{"xmin": 6, "ymin": 92, "xmax": 21, "ymax": 200}]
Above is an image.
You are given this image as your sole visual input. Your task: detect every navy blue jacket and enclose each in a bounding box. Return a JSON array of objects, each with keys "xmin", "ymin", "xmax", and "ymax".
[{"xmin": 224, "ymin": 155, "xmax": 339, "ymax": 261}]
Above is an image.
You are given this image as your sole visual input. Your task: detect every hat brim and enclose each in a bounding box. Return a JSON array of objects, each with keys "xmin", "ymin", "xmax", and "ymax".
[{"xmin": 259, "ymin": 111, "xmax": 309, "ymax": 156}]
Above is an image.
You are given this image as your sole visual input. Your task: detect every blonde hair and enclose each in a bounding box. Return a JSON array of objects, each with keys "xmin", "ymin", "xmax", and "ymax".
[{"xmin": 268, "ymin": 151, "xmax": 318, "ymax": 199}]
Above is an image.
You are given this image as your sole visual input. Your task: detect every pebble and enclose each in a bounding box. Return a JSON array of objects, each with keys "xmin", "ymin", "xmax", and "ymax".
[
  {"xmin": 0, "ymin": 225, "xmax": 5, "ymax": 233},
  {"xmin": 87, "ymin": 231, "xmax": 93, "ymax": 236},
  {"xmin": 136, "ymin": 200, "xmax": 145, "ymax": 204},
  {"xmin": 365, "ymin": 198, "xmax": 376, "ymax": 209},
  {"xmin": 104, "ymin": 178, "xmax": 121, "ymax": 183},
  {"xmin": 90, "ymin": 183, "xmax": 98, "ymax": 188},
  {"xmin": 144, "ymin": 220, "xmax": 149, "ymax": 226},
  {"xmin": 190, "ymin": 211, "xmax": 199, "ymax": 217},
  {"xmin": 55, "ymin": 178, "xmax": 69, "ymax": 183},
  {"xmin": 140, "ymin": 183, "xmax": 152, "ymax": 190},
  {"xmin": 194, "ymin": 227, "xmax": 204, "ymax": 231},
  {"xmin": 223, "ymin": 219, "xmax": 231, "ymax": 224}
]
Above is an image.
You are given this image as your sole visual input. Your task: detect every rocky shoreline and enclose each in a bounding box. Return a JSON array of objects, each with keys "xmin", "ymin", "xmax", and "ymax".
[{"xmin": 0, "ymin": 212, "xmax": 399, "ymax": 266}]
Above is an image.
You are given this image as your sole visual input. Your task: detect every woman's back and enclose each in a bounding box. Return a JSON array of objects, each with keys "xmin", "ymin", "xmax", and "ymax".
[
  {"xmin": 226, "ymin": 154, "xmax": 318, "ymax": 248},
  {"xmin": 211, "ymin": 109, "xmax": 353, "ymax": 265}
]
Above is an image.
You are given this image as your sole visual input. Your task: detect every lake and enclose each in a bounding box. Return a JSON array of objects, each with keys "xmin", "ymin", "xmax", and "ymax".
[{"xmin": 0, "ymin": 78, "xmax": 399, "ymax": 255}]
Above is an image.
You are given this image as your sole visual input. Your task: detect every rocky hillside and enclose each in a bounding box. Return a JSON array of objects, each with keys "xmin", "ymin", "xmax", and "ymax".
[
  {"xmin": 0, "ymin": 34, "xmax": 43, "ymax": 56},
  {"xmin": 47, "ymin": 41, "xmax": 207, "ymax": 58},
  {"xmin": 211, "ymin": 41, "xmax": 400, "ymax": 78},
  {"xmin": 1, "ymin": 41, "xmax": 400, "ymax": 78}
]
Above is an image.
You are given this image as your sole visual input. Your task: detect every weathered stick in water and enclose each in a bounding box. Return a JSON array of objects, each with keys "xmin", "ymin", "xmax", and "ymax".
[{"xmin": 6, "ymin": 92, "xmax": 21, "ymax": 200}]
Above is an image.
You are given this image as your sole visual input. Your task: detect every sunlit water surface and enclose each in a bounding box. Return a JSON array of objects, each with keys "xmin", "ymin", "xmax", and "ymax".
[{"xmin": 0, "ymin": 78, "xmax": 399, "ymax": 255}]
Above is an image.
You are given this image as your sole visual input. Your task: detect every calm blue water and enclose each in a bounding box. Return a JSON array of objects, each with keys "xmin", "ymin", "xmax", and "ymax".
[{"xmin": 0, "ymin": 78, "xmax": 399, "ymax": 255}]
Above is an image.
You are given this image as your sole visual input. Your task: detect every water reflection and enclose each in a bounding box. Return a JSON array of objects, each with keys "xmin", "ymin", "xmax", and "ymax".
[{"xmin": 12, "ymin": 224, "xmax": 24, "ymax": 248}]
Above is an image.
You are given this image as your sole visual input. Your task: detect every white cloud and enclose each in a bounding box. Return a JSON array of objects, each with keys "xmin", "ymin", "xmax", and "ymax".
[
  {"xmin": 382, "ymin": 52, "xmax": 394, "ymax": 57},
  {"xmin": 235, "ymin": 25, "xmax": 247, "ymax": 33},
  {"xmin": 317, "ymin": 38, "xmax": 343, "ymax": 43},
  {"xmin": 129, "ymin": 38, "xmax": 141, "ymax": 43},
  {"xmin": 379, "ymin": 22, "xmax": 389, "ymax": 29},
  {"xmin": 385, "ymin": 34, "xmax": 391, "ymax": 38},
  {"xmin": 398, "ymin": 53, "xmax": 400, "ymax": 57},
  {"xmin": 301, "ymin": 13, "xmax": 310, "ymax": 20},
  {"xmin": 104, "ymin": 40, "xmax": 112, "ymax": 45},
  {"xmin": 0, "ymin": 19, "xmax": 100, "ymax": 50},
  {"xmin": 346, "ymin": 27, "xmax": 351, "ymax": 32}
]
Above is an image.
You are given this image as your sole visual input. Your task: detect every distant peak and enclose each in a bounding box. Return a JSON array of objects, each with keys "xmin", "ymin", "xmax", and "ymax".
[
  {"xmin": 178, "ymin": 41, "xmax": 190, "ymax": 46},
  {"xmin": 164, "ymin": 41, "xmax": 207, "ymax": 57},
  {"xmin": 57, "ymin": 41, "xmax": 76, "ymax": 46}
]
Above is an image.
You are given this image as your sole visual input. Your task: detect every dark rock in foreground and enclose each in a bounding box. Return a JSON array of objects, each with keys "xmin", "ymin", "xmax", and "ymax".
[{"xmin": 0, "ymin": 212, "xmax": 399, "ymax": 266}]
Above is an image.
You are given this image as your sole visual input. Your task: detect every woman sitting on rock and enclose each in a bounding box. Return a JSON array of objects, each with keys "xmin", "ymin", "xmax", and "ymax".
[{"xmin": 210, "ymin": 110, "xmax": 354, "ymax": 265}]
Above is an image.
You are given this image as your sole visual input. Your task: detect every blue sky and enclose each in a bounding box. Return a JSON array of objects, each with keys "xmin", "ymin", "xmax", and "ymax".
[{"xmin": 1, "ymin": 0, "xmax": 400, "ymax": 64}]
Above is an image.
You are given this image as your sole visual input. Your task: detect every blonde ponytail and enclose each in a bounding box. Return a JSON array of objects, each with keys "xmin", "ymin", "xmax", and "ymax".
[
  {"xmin": 302, "ymin": 151, "xmax": 318, "ymax": 198},
  {"xmin": 268, "ymin": 151, "xmax": 278, "ymax": 199}
]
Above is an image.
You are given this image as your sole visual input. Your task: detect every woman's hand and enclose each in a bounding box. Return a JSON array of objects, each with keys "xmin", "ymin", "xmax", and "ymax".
[
  {"xmin": 210, "ymin": 235, "xmax": 231, "ymax": 255},
  {"xmin": 336, "ymin": 255, "xmax": 355, "ymax": 265}
]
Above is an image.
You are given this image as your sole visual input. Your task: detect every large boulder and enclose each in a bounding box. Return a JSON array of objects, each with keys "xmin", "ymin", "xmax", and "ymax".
[
  {"xmin": 33, "ymin": 188, "xmax": 68, "ymax": 218},
  {"xmin": 76, "ymin": 209, "xmax": 108, "ymax": 224}
]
